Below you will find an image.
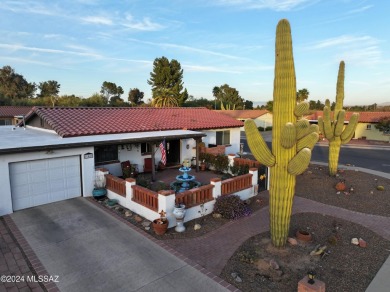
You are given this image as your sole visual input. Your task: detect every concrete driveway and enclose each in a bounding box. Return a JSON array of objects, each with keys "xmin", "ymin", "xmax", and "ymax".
[{"xmin": 10, "ymin": 198, "xmax": 229, "ymax": 292}]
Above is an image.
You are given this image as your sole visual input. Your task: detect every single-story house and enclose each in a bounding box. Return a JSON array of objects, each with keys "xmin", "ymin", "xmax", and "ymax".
[
  {"xmin": 306, "ymin": 111, "xmax": 390, "ymax": 142},
  {"xmin": 216, "ymin": 109, "xmax": 273, "ymax": 130},
  {"xmin": 0, "ymin": 107, "xmax": 243, "ymax": 216},
  {"xmin": 0, "ymin": 106, "xmax": 32, "ymax": 126}
]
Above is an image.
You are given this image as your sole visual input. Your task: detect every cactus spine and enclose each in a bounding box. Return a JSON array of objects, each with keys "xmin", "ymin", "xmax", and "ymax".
[
  {"xmin": 245, "ymin": 19, "xmax": 318, "ymax": 247},
  {"xmin": 318, "ymin": 61, "xmax": 359, "ymax": 176}
]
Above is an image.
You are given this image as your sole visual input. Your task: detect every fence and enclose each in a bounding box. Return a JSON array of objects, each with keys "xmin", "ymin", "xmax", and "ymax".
[
  {"xmin": 131, "ymin": 185, "xmax": 158, "ymax": 212},
  {"xmin": 175, "ymin": 184, "xmax": 214, "ymax": 208},
  {"xmin": 96, "ymin": 167, "xmax": 258, "ymax": 228},
  {"xmin": 221, "ymin": 173, "xmax": 253, "ymax": 196},
  {"xmin": 105, "ymin": 174, "xmax": 126, "ymax": 196}
]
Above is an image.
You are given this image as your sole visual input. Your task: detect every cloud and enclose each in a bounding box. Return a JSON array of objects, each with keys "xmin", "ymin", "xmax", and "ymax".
[
  {"xmin": 0, "ymin": 56, "xmax": 51, "ymax": 66},
  {"xmin": 307, "ymin": 35, "xmax": 382, "ymax": 65},
  {"xmin": 213, "ymin": 0, "xmax": 319, "ymax": 11},
  {"xmin": 0, "ymin": 43, "xmax": 102, "ymax": 58},
  {"xmin": 1, "ymin": 1, "xmax": 58, "ymax": 16},
  {"xmin": 82, "ymin": 16, "xmax": 113, "ymax": 25},
  {"xmin": 122, "ymin": 14, "xmax": 164, "ymax": 31},
  {"xmin": 183, "ymin": 65, "xmax": 242, "ymax": 74},
  {"xmin": 308, "ymin": 35, "xmax": 378, "ymax": 49},
  {"xmin": 128, "ymin": 38, "xmax": 245, "ymax": 60},
  {"xmin": 347, "ymin": 5, "xmax": 373, "ymax": 15}
]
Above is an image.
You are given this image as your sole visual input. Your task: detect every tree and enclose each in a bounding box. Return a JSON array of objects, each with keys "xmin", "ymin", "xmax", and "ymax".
[
  {"xmin": 375, "ymin": 117, "xmax": 390, "ymax": 133},
  {"xmin": 212, "ymin": 86, "xmax": 220, "ymax": 109},
  {"xmin": 100, "ymin": 81, "xmax": 124, "ymax": 102},
  {"xmin": 265, "ymin": 100, "xmax": 273, "ymax": 112},
  {"xmin": 81, "ymin": 93, "xmax": 108, "ymax": 107},
  {"xmin": 183, "ymin": 96, "xmax": 214, "ymax": 108},
  {"xmin": 244, "ymin": 100, "xmax": 253, "ymax": 109},
  {"xmin": 147, "ymin": 56, "xmax": 184, "ymax": 107},
  {"xmin": 38, "ymin": 80, "xmax": 60, "ymax": 107},
  {"xmin": 0, "ymin": 65, "xmax": 36, "ymax": 101},
  {"xmin": 296, "ymin": 88, "xmax": 309, "ymax": 102},
  {"xmin": 109, "ymin": 96, "xmax": 127, "ymax": 107},
  {"xmin": 178, "ymin": 88, "xmax": 189, "ymax": 106},
  {"xmin": 213, "ymin": 84, "xmax": 244, "ymax": 110},
  {"xmin": 57, "ymin": 95, "xmax": 82, "ymax": 107},
  {"xmin": 128, "ymin": 88, "xmax": 144, "ymax": 106}
]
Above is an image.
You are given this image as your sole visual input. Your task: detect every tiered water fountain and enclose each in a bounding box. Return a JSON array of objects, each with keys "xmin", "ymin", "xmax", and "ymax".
[{"xmin": 170, "ymin": 160, "xmax": 201, "ymax": 193}]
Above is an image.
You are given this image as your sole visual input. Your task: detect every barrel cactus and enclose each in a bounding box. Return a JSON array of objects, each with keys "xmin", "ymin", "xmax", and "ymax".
[
  {"xmin": 318, "ymin": 61, "xmax": 359, "ymax": 176},
  {"xmin": 245, "ymin": 19, "xmax": 319, "ymax": 247}
]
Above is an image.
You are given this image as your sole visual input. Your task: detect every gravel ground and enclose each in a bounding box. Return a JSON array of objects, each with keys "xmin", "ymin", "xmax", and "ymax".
[
  {"xmin": 220, "ymin": 213, "xmax": 390, "ymax": 292},
  {"xmin": 219, "ymin": 164, "xmax": 390, "ymax": 292},
  {"xmin": 295, "ymin": 164, "xmax": 390, "ymax": 217}
]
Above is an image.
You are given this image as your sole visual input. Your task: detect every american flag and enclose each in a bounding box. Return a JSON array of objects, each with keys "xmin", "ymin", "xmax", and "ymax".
[{"xmin": 159, "ymin": 140, "xmax": 166, "ymax": 165}]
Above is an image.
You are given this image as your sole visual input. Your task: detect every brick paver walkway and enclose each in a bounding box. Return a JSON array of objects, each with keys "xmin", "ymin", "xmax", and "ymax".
[
  {"xmin": 165, "ymin": 193, "xmax": 390, "ymax": 275},
  {"xmin": 0, "ymin": 217, "xmax": 59, "ymax": 292}
]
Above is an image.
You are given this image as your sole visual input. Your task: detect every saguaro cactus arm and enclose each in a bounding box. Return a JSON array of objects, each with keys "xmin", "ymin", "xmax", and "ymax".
[
  {"xmin": 244, "ymin": 119, "xmax": 275, "ymax": 167},
  {"xmin": 340, "ymin": 113, "xmax": 359, "ymax": 143}
]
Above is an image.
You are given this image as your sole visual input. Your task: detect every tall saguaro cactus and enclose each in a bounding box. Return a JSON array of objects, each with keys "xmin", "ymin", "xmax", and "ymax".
[
  {"xmin": 318, "ymin": 61, "xmax": 359, "ymax": 176},
  {"xmin": 245, "ymin": 19, "xmax": 319, "ymax": 247}
]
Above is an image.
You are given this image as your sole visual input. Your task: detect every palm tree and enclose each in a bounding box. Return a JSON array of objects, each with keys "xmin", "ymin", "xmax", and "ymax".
[
  {"xmin": 152, "ymin": 89, "xmax": 179, "ymax": 107},
  {"xmin": 212, "ymin": 86, "xmax": 220, "ymax": 110}
]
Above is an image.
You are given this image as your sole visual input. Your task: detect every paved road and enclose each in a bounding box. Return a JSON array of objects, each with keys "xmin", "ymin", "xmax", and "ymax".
[
  {"xmin": 10, "ymin": 198, "xmax": 230, "ymax": 292},
  {"xmin": 240, "ymin": 131, "xmax": 390, "ymax": 172}
]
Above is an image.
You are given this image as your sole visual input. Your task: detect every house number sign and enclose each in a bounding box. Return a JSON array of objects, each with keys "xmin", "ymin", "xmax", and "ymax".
[{"xmin": 84, "ymin": 153, "xmax": 93, "ymax": 159}]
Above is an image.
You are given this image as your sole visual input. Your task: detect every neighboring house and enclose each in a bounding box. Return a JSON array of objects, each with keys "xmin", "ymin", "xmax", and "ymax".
[
  {"xmin": 0, "ymin": 106, "xmax": 32, "ymax": 126},
  {"xmin": 306, "ymin": 111, "xmax": 390, "ymax": 142},
  {"xmin": 216, "ymin": 110, "xmax": 273, "ymax": 130},
  {"xmin": 0, "ymin": 107, "xmax": 243, "ymax": 216}
]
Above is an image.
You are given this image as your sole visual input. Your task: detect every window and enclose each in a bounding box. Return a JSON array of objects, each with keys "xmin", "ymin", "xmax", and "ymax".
[
  {"xmin": 0, "ymin": 119, "xmax": 11, "ymax": 126},
  {"xmin": 141, "ymin": 143, "xmax": 151, "ymax": 154},
  {"xmin": 94, "ymin": 145, "xmax": 118, "ymax": 164},
  {"xmin": 366, "ymin": 124, "xmax": 372, "ymax": 130},
  {"xmin": 216, "ymin": 130, "xmax": 230, "ymax": 145}
]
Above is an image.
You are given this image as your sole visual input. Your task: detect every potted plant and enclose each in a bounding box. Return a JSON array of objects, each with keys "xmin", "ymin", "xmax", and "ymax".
[
  {"xmin": 152, "ymin": 210, "xmax": 169, "ymax": 235},
  {"xmin": 92, "ymin": 172, "xmax": 107, "ymax": 200},
  {"xmin": 199, "ymin": 153, "xmax": 210, "ymax": 171}
]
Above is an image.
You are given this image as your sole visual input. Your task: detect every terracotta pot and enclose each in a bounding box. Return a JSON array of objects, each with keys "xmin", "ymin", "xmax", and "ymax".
[
  {"xmin": 296, "ymin": 230, "xmax": 312, "ymax": 242},
  {"xmin": 200, "ymin": 163, "xmax": 206, "ymax": 171},
  {"xmin": 335, "ymin": 181, "xmax": 346, "ymax": 191},
  {"xmin": 152, "ymin": 219, "xmax": 169, "ymax": 235}
]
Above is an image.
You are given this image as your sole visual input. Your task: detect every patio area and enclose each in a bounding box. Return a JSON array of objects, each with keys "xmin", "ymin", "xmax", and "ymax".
[{"xmin": 136, "ymin": 167, "xmax": 225, "ymax": 190}]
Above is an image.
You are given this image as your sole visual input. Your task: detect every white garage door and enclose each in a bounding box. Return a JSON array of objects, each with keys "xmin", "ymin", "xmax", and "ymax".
[{"xmin": 9, "ymin": 156, "xmax": 82, "ymax": 211}]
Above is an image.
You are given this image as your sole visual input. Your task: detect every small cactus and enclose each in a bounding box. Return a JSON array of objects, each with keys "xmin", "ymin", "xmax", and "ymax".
[{"xmin": 318, "ymin": 61, "xmax": 359, "ymax": 176}]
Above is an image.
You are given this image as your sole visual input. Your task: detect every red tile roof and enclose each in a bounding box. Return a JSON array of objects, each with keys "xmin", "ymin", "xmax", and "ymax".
[
  {"xmin": 306, "ymin": 111, "xmax": 390, "ymax": 123},
  {"xmin": 0, "ymin": 106, "xmax": 32, "ymax": 117},
  {"xmin": 216, "ymin": 110, "xmax": 270, "ymax": 119},
  {"xmin": 24, "ymin": 107, "xmax": 244, "ymax": 137}
]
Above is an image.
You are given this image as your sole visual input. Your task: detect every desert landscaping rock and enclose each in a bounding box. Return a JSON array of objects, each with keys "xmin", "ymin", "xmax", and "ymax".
[
  {"xmin": 142, "ymin": 220, "xmax": 151, "ymax": 227},
  {"xmin": 134, "ymin": 215, "xmax": 143, "ymax": 222}
]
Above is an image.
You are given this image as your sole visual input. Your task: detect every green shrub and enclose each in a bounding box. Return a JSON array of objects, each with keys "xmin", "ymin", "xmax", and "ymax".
[
  {"xmin": 230, "ymin": 162, "xmax": 250, "ymax": 176},
  {"xmin": 214, "ymin": 154, "xmax": 229, "ymax": 173},
  {"xmin": 213, "ymin": 195, "xmax": 251, "ymax": 220}
]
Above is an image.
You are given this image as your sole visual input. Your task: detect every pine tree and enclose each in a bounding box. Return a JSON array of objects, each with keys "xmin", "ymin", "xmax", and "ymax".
[{"xmin": 147, "ymin": 57, "xmax": 184, "ymax": 107}]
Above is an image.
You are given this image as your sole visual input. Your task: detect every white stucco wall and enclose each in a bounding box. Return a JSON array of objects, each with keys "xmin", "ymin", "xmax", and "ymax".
[
  {"xmin": 0, "ymin": 146, "xmax": 95, "ymax": 216},
  {"xmin": 202, "ymin": 128, "xmax": 241, "ymax": 155}
]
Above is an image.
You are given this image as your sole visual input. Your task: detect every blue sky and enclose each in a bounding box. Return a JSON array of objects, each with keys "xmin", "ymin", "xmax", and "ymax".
[{"xmin": 0, "ymin": 0, "xmax": 389, "ymax": 106}]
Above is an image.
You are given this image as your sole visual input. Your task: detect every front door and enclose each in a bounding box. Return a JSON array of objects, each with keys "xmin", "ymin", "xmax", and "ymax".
[{"xmin": 166, "ymin": 139, "xmax": 180, "ymax": 166}]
